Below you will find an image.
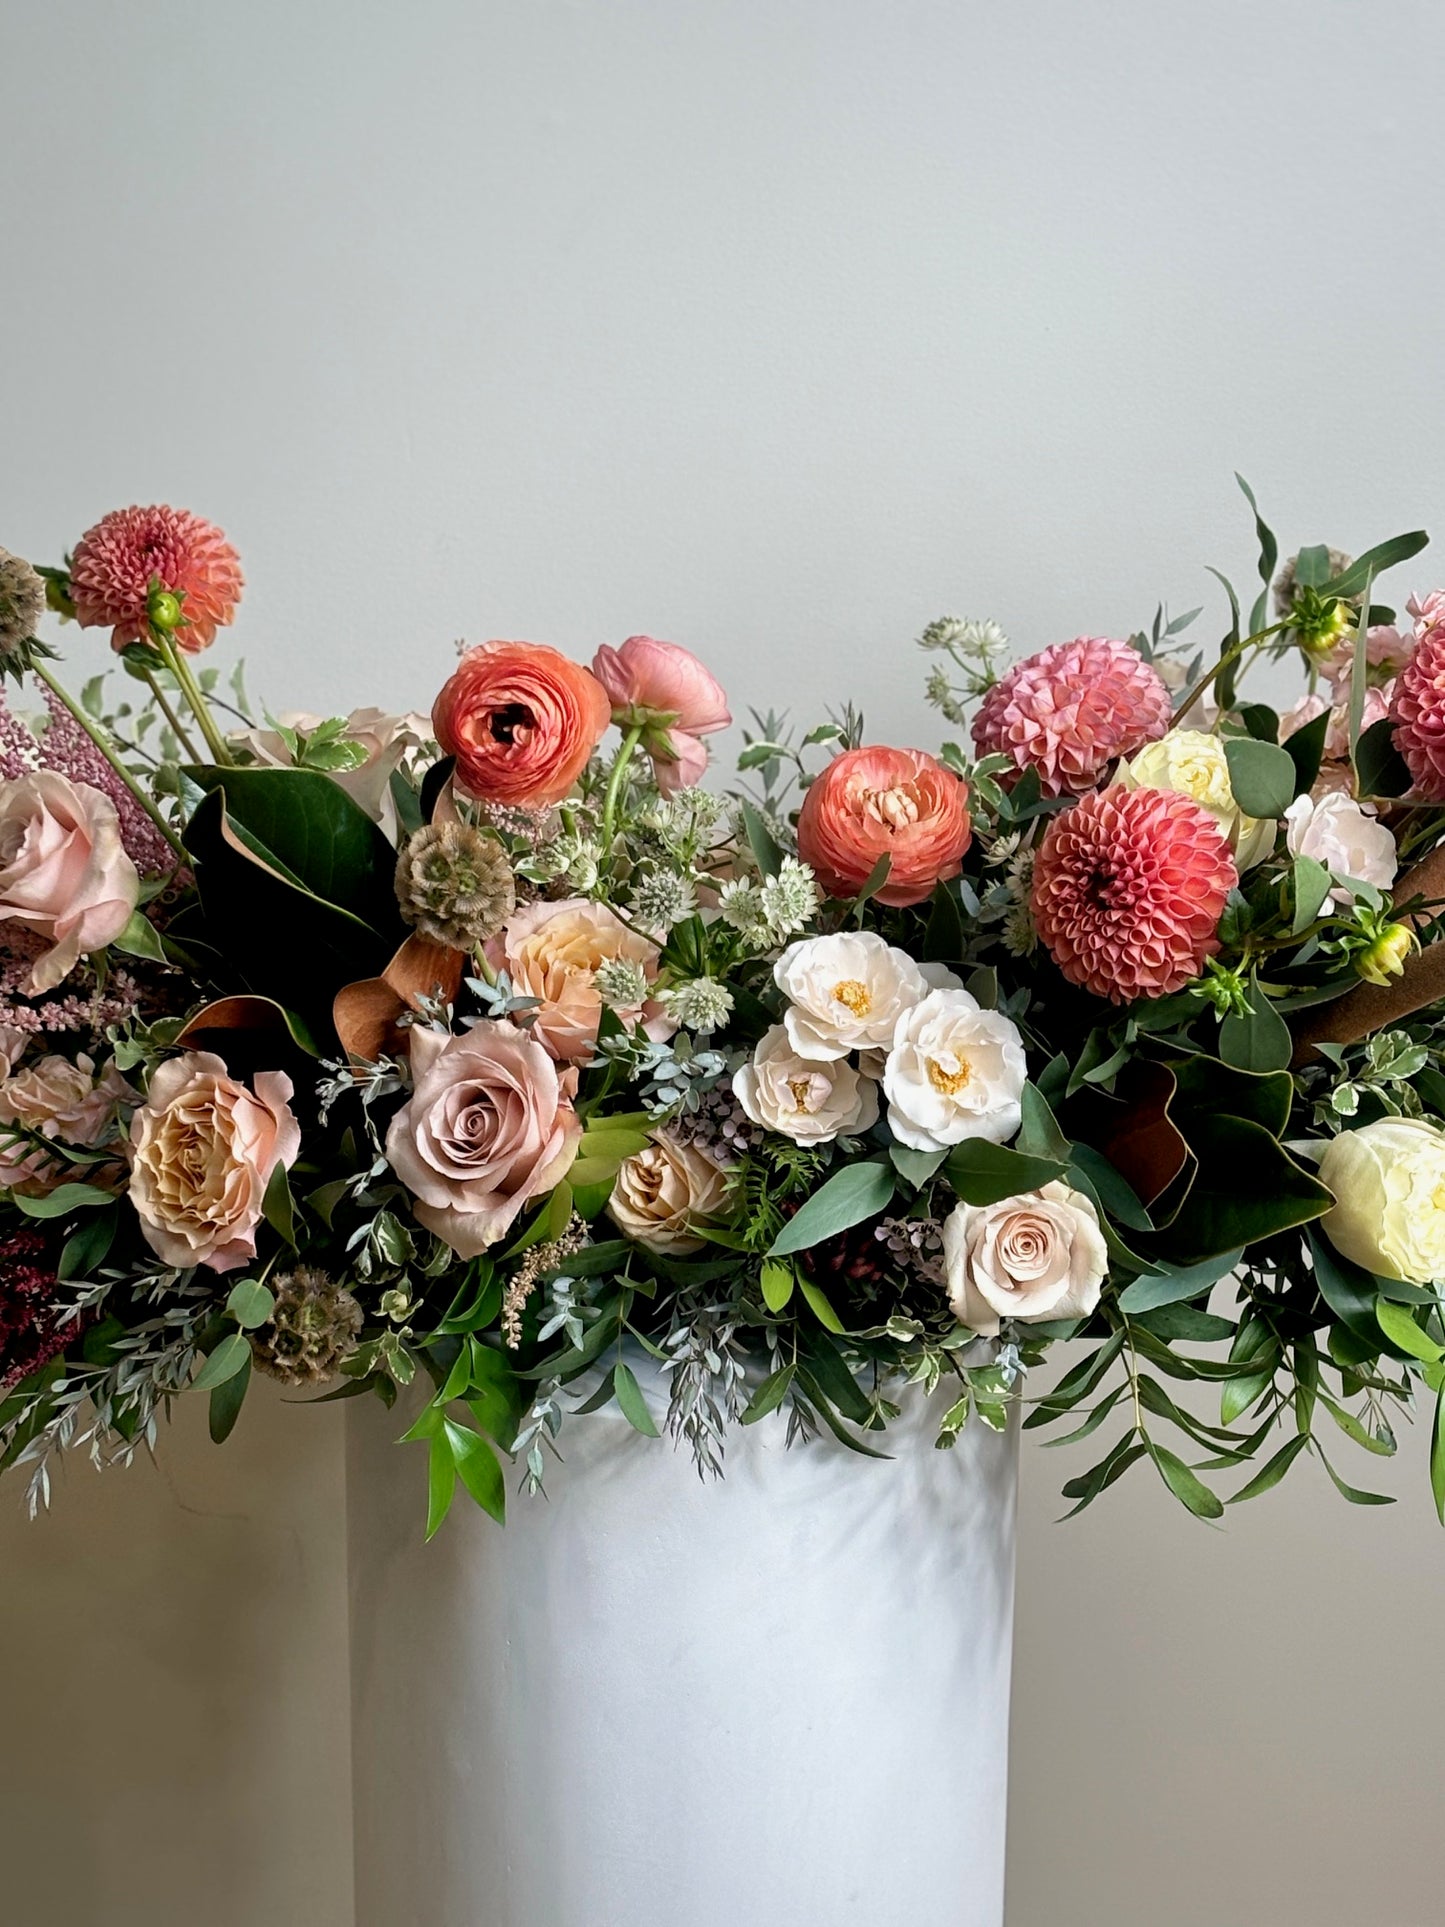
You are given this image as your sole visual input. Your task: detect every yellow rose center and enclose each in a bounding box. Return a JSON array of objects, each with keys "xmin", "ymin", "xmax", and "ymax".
[
  {"xmin": 788, "ymin": 1076, "xmax": 816, "ymax": 1111},
  {"xmin": 831, "ymin": 978, "xmax": 871, "ymax": 1016},
  {"xmin": 926, "ymin": 1056, "xmax": 970, "ymax": 1096}
]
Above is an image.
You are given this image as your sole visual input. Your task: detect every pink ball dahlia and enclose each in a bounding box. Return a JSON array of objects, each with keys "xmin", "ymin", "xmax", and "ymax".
[
  {"xmin": 1031, "ymin": 787, "xmax": 1237, "ymax": 1004},
  {"xmin": 1392, "ymin": 619, "xmax": 1445, "ymax": 800},
  {"xmin": 70, "ymin": 505, "xmax": 243, "ymax": 654},
  {"xmin": 972, "ymin": 637, "xmax": 1172, "ymax": 796}
]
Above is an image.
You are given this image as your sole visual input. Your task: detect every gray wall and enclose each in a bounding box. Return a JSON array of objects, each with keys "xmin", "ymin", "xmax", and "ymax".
[{"xmin": 6, "ymin": 3, "xmax": 1445, "ymax": 1922}]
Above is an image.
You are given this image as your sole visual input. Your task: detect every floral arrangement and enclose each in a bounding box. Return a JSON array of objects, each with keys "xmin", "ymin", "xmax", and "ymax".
[{"xmin": 6, "ymin": 485, "xmax": 1445, "ymax": 1536}]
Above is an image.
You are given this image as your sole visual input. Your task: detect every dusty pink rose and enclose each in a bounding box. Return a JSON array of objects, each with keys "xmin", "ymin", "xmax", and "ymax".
[
  {"xmin": 385, "ymin": 1021, "xmax": 582, "ymax": 1257},
  {"xmin": 70, "ymin": 504, "xmax": 243, "ymax": 654},
  {"xmin": 591, "ymin": 635, "xmax": 731, "ymax": 793},
  {"xmin": 796, "ymin": 745, "xmax": 971, "ymax": 907},
  {"xmin": 0, "ymin": 1053, "xmax": 136, "ymax": 1195},
  {"xmin": 128, "ymin": 1053, "xmax": 301, "ymax": 1273},
  {"xmin": 488, "ymin": 897, "xmax": 671, "ymax": 1061},
  {"xmin": 972, "ymin": 637, "xmax": 1172, "ymax": 796},
  {"xmin": 0, "ymin": 772, "xmax": 141, "ymax": 993}
]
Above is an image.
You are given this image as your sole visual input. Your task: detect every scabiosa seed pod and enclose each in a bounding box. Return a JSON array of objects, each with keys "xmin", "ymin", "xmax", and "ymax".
[
  {"xmin": 0, "ymin": 550, "xmax": 45, "ymax": 662},
  {"xmin": 251, "ymin": 1267, "xmax": 364, "ymax": 1386},
  {"xmin": 395, "ymin": 821, "xmax": 517, "ymax": 949},
  {"xmin": 1272, "ymin": 549, "xmax": 1354, "ymax": 620}
]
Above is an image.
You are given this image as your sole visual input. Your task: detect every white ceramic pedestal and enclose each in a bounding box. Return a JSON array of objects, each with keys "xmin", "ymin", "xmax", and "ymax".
[{"xmin": 347, "ymin": 1360, "xmax": 1019, "ymax": 1927}]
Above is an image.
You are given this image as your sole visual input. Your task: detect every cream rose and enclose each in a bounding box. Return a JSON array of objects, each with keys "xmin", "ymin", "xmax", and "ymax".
[
  {"xmin": 385, "ymin": 1020, "xmax": 582, "ymax": 1257},
  {"xmin": 1319, "ymin": 1117, "xmax": 1445, "ymax": 1284},
  {"xmin": 607, "ymin": 1134, "xmax": 730, "ymax": 1254},
  {"xmin": 1118, "ymin": 729, "xmax": 1274, "ymax": 868},
  {"xmin": 943, "ymin": 1181, "xmax": 1108, "ymax": 1336},
  {"xmin": 774, "ymin": 930, "xmax": 939, "ymax": 1061},
  {"xmin": 128, "ymin": 1052, "xmax": 301, "ymax": 1273},
  {"xmin": 489, "ymin": 897, "xmax": 670, "ymax": 1062},
  {"xmin": 732, "ymin": 1024, "xmax": 879, "ymax": 1146},
  {"xmin": 0, "ymin": 772, "xmax": 141, "ymax": 993},
  {"xmin": 0, "ymin": 1053, "xmax": 136, "ymax": 1195},
  {"xmin": 1284, "ymin": 790, "xmax": 1397, "ymax": 904},
  {"xmin": 883, "ymin": 988, "xmax": 1026, "ymax": 1152}
]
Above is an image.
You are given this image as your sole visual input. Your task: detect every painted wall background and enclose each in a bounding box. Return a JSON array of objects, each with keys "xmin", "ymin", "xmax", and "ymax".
[{"xmin": 5, "ymin": 2, "xmax": 1445, "ymax": 1922}]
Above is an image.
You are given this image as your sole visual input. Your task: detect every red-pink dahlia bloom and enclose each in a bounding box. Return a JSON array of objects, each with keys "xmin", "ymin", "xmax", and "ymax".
[
  {"xmin": 1391, "ymin": 620, "xmax": 1445, "ymax": 801},
  {"xmin": 70, "ymin": 505, "xmax": 243, "ymax": 654},
  {"xmin": 972, "ymin": 637, "xmax": 1172, "ymax": 796},
  {"xmin": 1031, "ymin": 787, "xmax": 1236, "ymax": 1004}
]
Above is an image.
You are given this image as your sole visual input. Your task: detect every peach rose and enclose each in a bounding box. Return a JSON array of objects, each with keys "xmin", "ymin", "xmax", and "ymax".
[
  {"xmin": 488, "ymin": 897, "xmax": 671, "ymax": 1061},
  {"xmin": 591, "ymin": 635, "xmax": 731, "ymax": 793},
  {"xmin": 128, "ymin": 1052, "xmax": 301, "ymax": 1273},
  {"xmin": 797, "ymin": 746, "xmax": 971, "ymax": 908},
  {"xmin": 0, "ymin": 1053, "xmax": 137, "ymax": 1196},
  {"xmin": 433, "ymin": 642, "xmax": 611, "ymax": 807},
  {"xmin": 607, "ymin": 1133, "xmax": 730, "ymax": 1255},
  {"xmin": 385, "ymin": 1021, "xmax": 582, "ymax": 1256},
  {"xmin": 0, "ymin": 772, "xmax": 141, "ymax": 993}
]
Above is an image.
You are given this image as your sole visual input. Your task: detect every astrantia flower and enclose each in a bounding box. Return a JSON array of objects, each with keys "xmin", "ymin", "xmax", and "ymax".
[
  {"xmin": 70, "ymin": 505, "xmax": 243, "ymax": 654},
  {"xmin": 971, "ymin": 637, "xmax": 1172, "ymax": 797},
  {"xmin": 1391, "ymin": 621, "xmax": 1445, "ymax": 800},
  {"xmin": 1031, "ymin": 788, "xmax": 1236, "ymax": 1003},
  {"xmin": 0, "ymin": 550, "xmax": 45, "ymax": 660}
]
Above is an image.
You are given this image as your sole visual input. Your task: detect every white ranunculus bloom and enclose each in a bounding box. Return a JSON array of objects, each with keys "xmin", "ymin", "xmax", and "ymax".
[
  {"xmin": 1319, "ymin": 1117, "xmax": 1445, "ymax": 1285},
  {"xmin": 775, "ymin": 930, "xmax": 935, "ymax": 1061},
  {"xmin": 1283, "ymin": 790, "xmax": 1398, "ymax": 905},
  {"xmin": 732, "ymin": 1024, "xmax": 879, "ymax": 1145},
  {"xmin": 943, "ymin": 1182, "xmax": 1108, "ymax": 1336},
  {"xmin": 1118, "ymin": 727, "xmax": 1274, "ymax": 868},
  {"xmin": 882, "ymin": 988, "xmax": 1027, "ymax": 1151}
]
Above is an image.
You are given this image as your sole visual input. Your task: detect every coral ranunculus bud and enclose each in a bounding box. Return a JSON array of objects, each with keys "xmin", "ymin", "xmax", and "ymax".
[
  {"xmin": 796, "ymin": 745, "xmax": 971, "ymax": 908},
  {"xmin": 433, "ymin": 641, "xmax": 611, "ymax": 807}
]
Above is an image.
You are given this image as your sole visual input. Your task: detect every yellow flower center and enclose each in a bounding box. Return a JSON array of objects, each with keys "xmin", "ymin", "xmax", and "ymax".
[
  {"xmin": 926, "ymin": 1056, "xmax": 971, "ymax": 1096},
  {"xmin": 788, "ymin": 1076, "xmax": 816, "ymax": 1111},
  {"xmin": 831, "ymin": 978, "xmax": 871, "ymax": 1016}
]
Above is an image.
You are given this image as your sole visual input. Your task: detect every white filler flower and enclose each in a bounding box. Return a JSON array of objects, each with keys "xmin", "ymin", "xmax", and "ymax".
[
  {"xmin": 882, "ymin": 987, "xmax": 1026, "ymax": 1151},
  {"xmin": 732, "ymin": 1024, "xmax": 879, "ymax": 1145}
]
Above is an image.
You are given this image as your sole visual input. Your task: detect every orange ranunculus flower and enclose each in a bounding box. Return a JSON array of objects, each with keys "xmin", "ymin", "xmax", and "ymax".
[
  {"xmin": 796, "ymin": 746, "xmax": 971, "ymax": 908},
  {"xmin": 432, "ymin": 642, "xmax": 611, "ymax": 807}
]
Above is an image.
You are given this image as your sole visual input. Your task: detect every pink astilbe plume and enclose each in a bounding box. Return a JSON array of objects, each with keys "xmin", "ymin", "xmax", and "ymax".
[
  {"xmin": 0, "ymin": 1228, "xmax": 65, "ymax": 1397},
  {"xmin": 972, "ymin": 637, "xmax": 1172, "ymax": 796},
  {"xmin": 1031, "ymin": 787, "xmax": 1237, "ymax": 1004},
  {"xmin": 35, "ymin": 692, "xmax": 176, "ymax": 876},
  {"xmin": 70, "ymin": 504, "xmax": 243, "ymax": 654}
]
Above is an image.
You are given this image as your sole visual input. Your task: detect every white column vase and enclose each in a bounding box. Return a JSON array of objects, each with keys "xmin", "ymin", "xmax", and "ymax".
[{"xmin": 348, "ymin": 1359, "xmax": 1019, "ymax": 1927}]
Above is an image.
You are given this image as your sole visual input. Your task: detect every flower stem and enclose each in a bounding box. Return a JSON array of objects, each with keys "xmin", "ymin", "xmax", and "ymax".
[
  {"xmin": 600, "ymin": 723, "xmax": 645, "ymax": 852},
  {"xmin": 1173, "ymin": 618, "xmax": 1291, "ymax": 724},
  {"xmin": 140, "ymin": 666, "xmax": 202, "ymax": 763},
  {"xmin": 33, "ymin": 663, "xmax": 187, "ymax": 860},
  {"xmin": 155, "ymin": 634, "xmax": 233, "ymax": 765}
]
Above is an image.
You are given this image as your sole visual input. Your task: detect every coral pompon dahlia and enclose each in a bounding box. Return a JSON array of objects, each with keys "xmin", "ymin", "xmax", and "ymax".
[
  {"xmin": 70, "ymin": 505, "xmax": 243, "ymax": 654},
  {"xmin": 1031, "ymin": 787, "xmax": 1236, "ymax": 1003},
  {"xmin": 1391, "ymin": 620, "xmax": 1445, "ymax": 801},
  {"xmin": 971, "ymin": 637, "xmax": 1172, "ymax": 796}
]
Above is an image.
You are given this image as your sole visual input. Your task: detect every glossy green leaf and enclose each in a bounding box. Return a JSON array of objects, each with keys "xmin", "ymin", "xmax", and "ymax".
[
  {"xmin": 262, "ymin": 1161, "xmax": 298, "ymax": 1248},
  {"xmin": 57, "ymin": 1207, "xmax": 117, "ymax": 1281},
  {"xmin": 889, "ymin": 1144, "xmax": 948, "ymax": 1188},
  {"xmin": 1118, "ymin": 1248, "xmax": 1244, "ymax": 1314},
  {"xmin": 923, "ymin": 879, "xmax": 966, "ymax": 965},
  {"xmin": 945, "ymin": 1140, "xmax": 1066, "ymax": 1207},
  {"xmin": 425, "ymin": 1432, "xmax": 458, "ymax": 1539},
  {"xmin": 1228, "ymin": 1433, "xmax": 1309, "ymax": 1503},
  {"xmin": 1354, "ymin": 715, "xmax": 1412, "ymax": 799},
  {"xmin": 1291, "ymin": 856, "xmax": 1334, "ymax": 935},
  {"xmin": 442, "ymin": 1418, "xmax": 505, "ymax": 1523},
  {"xmin": 1152, "ymin": 1445, "xmax": 1224, "ymax": 1519},
  {"xmin": 209, "ymin": 1351, "xmax": 252, "ymax": 1444},
  {"xmin": 738, "ymin": 800, "xmax": 783, "ymax": 879},
  {"xmin": 1375, "ymin": 1297, "xmax": 1443, "ymax": 1363},
  {"xmin": 12, "ymin": 1182, "xmax": 114, "ymax": 1220},
  {"xmin": 226, "ymin": 1279, "xmax": 275, "ymax": 1331},
  {"xmin": 613, "ymin": 1361, "xmax": 661, "ymax": 1437},
  {"xmin": 1432, "ymin": 1389, "xmax": 1445, "ymax": 1526},
  {"xmin": 464, "ymin": 1341, "xmax": 523, "ymax": 1447},
  {"xmin": 798, "ymin": 1276, "xmax": 846, "ymax": 1333},
  {"xmin": 1158, "ymin": 1118, "xmax": 1330, "ymax": 1265},
  {"xmin": 1322, "ymin": 530, "xmax": 1429, "ymax": 602},
  {"xmin": 1017, "ymin": 1083, "xmax": 1071, "ymax": 1163},
  {"xmin": 1219, "ymin": 977, "xmax": 1292, "ymax": 1075},
  {"xmin": 109, "ymin": 908, "xmax": 168, "ymax": 964},
  {"xmin": 760, "ymin": 1260, "xmax": 795, "ymax": 1313},
  {"xmin": 768, "ymin": 1161, "xmax": 895, "ymax": 1256},
  {"xmin": 741, "ymin": 1363, "xmax": 795, "ymax": 1425},
  {"xmin": 191, "ymin": 1332, "xmax": 251, "ymax": 1393}
]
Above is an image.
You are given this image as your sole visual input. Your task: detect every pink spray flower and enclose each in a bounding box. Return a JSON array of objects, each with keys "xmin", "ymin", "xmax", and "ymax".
[
  {"xmin": 70, "ymin": 505, "xmax": 243, "ymax": 654},
  {"xmin": 1392, "ymin": 619, "xmax": 1445, "ymax": 801},
  {"xmin": 972, "ymin": 637, "xmax": 1172, "ymax": 797},
  {"xmin": 591, "ymin": 636, "xmax": 731, "ymax": 793}
]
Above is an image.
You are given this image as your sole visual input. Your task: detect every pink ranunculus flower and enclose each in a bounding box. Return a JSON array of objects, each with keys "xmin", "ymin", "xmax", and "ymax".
[
  {"xmin": 796, "ymin": 745, "xmax": 971, "ymax": 908},
  {"xmin": 488, "ymin": 897, "xmax": 672, "ymax": 1061},
  {"xmin": 385, "ymin": 1021, "xmax": 582, "ymax": 1257},
  {"xmin": 591, "ymin": 635, "xmax": 732, "ymax": 793},
  {"xmin": 128, "ymin": 1053, "xmax": 301, "ymax": 1274},
  {"xmin": 0, "ymin": 772, "xmax": 141, "ymax": 994}
]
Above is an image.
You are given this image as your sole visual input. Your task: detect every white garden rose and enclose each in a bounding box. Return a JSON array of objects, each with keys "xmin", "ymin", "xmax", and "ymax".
[
  {"xmin": 607, "ymin": 1134, "xmax": 730, "ymax": 1256},
  {"xmin": 732, "ymin": 1024, "xmax": 879, "ymax": 1145},
  {"xmin": 882, "ymin": 988, "xmax": 1026, "ymax": 1152},
  {"xmin": 943, "ymin": 1181, "xmax": 1108, "ymax": 1336},
  {"xmin": 774, "ymin": 930, "xmax": 934, "ymax": 1060},
  {"xmin": 1284, "ymin": 790, "xmax": 1397, "ymax": 904},
  {"xmin": 1318, "ymin": 1116, "xmax": 1445, "ymax": 1285},
  {"xmin": 1118, "ymin": 728, "xmax": 1274, "ymax": 868}
]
